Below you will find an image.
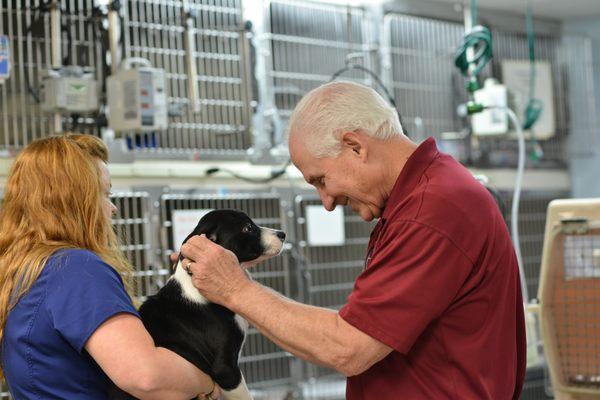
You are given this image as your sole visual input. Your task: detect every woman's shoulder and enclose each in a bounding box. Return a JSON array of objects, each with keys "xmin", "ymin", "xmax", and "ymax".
[
  {"xmin": 50, "ymin": 248, "xmax": 102, "ymax": 266},
  {"xmin": 47, "ymin": 248, "xmax": 117, "ymax": 279},
  {"xmin": 52, "ymin": 247, "xmax": 99, "ymax": 259}
]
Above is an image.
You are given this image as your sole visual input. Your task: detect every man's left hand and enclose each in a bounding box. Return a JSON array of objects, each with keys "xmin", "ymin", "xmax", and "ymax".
[{"xmin": 179, "ymin": 235, "xmax": 251, "ymax": 307}]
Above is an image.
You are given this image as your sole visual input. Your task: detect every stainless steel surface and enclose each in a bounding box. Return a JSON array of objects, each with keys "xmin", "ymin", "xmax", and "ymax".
[
  {"xmin": 0, "ymin": 0, "xmax": 253, "ymax": 156},
  {"xmin": 121, "ymin": 0, "xmax": 253, "ymax": 156},
  {"xmin": 1, "ymin": 1, "xmax": 596, "ymax": 166},
  {"xmin": 382, "ymin": 13, "xmax": 466, "ymax": 141},
  {"xmin": 110, "ymin": 192, "xmax": 158, "ymax": 302},
  {"xmin": 182, "ymin": 0, "xmax": 201, "ymax": 114},
  {"xmin": 381, "ymin": 12, "xmax": 597, "ymax": 167},
  {"xmin": 425, "ymin": 0, "xmax": 600, "ymax": 21},
  {"xmin": 263, "ymin": 0, "xmax": 374, "ymax": 133},
  {"xmin": 50, "ymin": 0, "xmax": 62, "ymax": 133},
  {"xmin": 562, "ymin": 34, "xmax": 598, "ymax": 157},
  {"xmin": 0, "ymin": 0, "xmax": 103, "ymax": 150},
  {"xmin": 293, "ymin": 194, "xmax": 375, "ymax": 380}
]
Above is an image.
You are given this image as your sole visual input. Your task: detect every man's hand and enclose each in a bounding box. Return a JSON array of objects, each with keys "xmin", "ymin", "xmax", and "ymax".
[
  {"xmin": 180, "ymin": 235, "xmax": 252, "ymax": 307},
  {"xmin": 197, "ymin": 383, "xmax": 222, "ymax": 399}
]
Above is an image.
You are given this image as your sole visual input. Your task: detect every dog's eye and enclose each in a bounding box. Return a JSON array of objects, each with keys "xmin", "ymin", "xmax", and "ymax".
[{"xmin": 242, "ymin": 224, "xmax": 253, "ymax": 233}]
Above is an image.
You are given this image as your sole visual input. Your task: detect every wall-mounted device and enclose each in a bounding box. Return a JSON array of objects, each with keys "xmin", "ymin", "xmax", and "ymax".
[
  {"xmin": 471, "ymin": 78, "xmax": 508, "ymax": 136},
  {"xmin": 502, "ymin": 60, "xmax": 555, "ymax": 139},
  {"xmin": 0, "ymin": 35, "xmax": 10, "ymax": 83},
  {"xmin": 107, "ymin": 58, "xmax": 168, "ymax": 132},
  {"xmin": 40, "ymin": 66, "xmax": 98, "ymax": 113}
]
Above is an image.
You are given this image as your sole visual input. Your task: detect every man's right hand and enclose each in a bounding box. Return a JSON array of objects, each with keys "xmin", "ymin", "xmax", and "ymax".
[{"xmin": 197, "ymin": 383, "xmax": 221, "ymax": 399}]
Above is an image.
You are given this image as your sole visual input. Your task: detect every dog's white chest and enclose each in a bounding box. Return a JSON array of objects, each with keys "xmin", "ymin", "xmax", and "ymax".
[
  {"xmin": 173, "ymin": 260, "xmax": 209, "ymax": 304},
  {"xmin": 172, "ymin": 260, "xmax": 248, "ymax": 333}
]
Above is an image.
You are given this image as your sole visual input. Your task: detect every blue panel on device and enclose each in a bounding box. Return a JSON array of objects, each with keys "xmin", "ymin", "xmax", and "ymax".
[{"xmin": 0, "ymin": 35, "xmax": 10, "ymax": 80}]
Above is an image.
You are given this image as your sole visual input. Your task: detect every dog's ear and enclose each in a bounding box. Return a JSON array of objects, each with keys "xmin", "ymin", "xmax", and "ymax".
[
  {"xmin": 190, "ymin": 218, "xmax": 218, "ymax": 243},
  {"xmin": 197, "ymin": 223, "xmax": 217, "ymax": 243}
]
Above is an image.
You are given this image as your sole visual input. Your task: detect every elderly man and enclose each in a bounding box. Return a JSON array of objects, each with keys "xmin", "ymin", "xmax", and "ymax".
[{"xmin": 181, "ymin": 81, "xmax": 526, "ymax": 399}]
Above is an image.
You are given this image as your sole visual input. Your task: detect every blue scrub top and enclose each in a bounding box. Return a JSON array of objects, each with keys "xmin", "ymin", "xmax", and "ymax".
[{"xmin": 1, "ymin": 249, "xmax": 139, "ymax": 399}]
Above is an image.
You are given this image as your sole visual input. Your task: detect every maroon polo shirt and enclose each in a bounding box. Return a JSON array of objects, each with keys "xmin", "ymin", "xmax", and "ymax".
[{"xmin": 339, "ymin": 137, "xmax": 526, "ymax": 399}]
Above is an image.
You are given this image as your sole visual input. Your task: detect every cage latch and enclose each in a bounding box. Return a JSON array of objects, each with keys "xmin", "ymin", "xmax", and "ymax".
[{"xmin": 559, "ymin": 217, "xmax": 589, "ymax": 235}]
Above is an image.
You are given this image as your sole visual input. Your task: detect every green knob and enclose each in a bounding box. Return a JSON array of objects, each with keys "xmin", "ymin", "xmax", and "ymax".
[
  {"xmin": 467, "ymin": 101, "xmax": 485, "ymax": 115},
  {"xmin": 466, "ymin": 78, "xmax": 480, "ymax": 93}
]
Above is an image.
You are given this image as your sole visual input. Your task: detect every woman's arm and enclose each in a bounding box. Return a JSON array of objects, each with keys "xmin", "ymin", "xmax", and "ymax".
[{"xmin": 85, "ymin": 313, "xmax": 215, "ymax": 399}]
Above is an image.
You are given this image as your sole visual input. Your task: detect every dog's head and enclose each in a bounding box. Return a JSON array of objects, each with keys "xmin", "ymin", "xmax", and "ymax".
[{"xmin": 181, "ymin": 209, "xmax": 286, "ymax": 266}]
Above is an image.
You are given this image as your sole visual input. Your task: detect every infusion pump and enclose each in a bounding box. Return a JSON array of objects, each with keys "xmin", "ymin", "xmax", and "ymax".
[
  {"xmin": 40, "ymin": 66, "xmax": 98, "ymax": 113},
  {"xmin": 107, "ymin": 58, "xmax": 168, "ymax": 132}
]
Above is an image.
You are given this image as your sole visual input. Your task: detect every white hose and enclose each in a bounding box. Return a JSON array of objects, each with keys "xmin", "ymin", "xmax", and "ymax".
[{"xmin": 486, "ymin": 106, "xmax": 529, "ymax": 303}]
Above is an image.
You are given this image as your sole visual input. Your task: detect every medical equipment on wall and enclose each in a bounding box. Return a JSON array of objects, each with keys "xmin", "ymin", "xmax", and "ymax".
[
  {"xmin": 106, "ymin": 58, "xmax": 168, "ymax": 132},
  {"xmin": 453, "ymin": 0, "xmax": 493, "ymax": 115},
  {"xmin": 536, "ymin": 199, "xmax": 600, "ymax": 399},
  {"xmin": 19, "ymin": 1, "xmax": 66, "ymax": 132},
  {"xmin": 455, "ymin": 0, "xmax": 528, "ymax": 303},
  {"xmin": 471, "ymin": 78, "xmax": 508, "ymax": 136},
  {"xmin": 40, "ymin": 67, "xmax": 98, "ymax": 113},
  {"xmin": 502, "ymin": 60, "xmax": 555, "ymax": 140},
  {"xmin": 0, "ymin": 35, "xmax": 10, "ymax": 83}
]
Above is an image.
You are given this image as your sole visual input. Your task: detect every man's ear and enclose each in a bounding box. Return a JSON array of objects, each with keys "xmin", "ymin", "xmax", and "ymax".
[{"xmin": 341, "ymin": 131, "xmax": 367, "ymax": 160}]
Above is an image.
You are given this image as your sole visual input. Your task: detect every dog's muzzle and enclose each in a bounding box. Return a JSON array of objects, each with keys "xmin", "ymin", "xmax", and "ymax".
[{"xmin": 261, "ymin": 228, "xmax": 286, "ymax": 256}]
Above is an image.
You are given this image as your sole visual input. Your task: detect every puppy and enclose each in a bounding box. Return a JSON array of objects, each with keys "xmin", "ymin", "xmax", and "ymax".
[{"xmin": 109, "ymin": 209, "xmax": 286, "ymax": 400}]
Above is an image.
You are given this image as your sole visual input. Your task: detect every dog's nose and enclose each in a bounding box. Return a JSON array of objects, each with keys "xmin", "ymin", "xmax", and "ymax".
[{"xmin": 276, "ymin": 230, "xmax": 286, "ymax": 241}]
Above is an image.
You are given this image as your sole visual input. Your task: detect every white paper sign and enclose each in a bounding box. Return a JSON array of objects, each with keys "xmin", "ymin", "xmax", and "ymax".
[
  {"xmin": 172, "ymin": 209, "xmax": 213, "ymax": 250},
  {"xmin": 306, "ymin": 206, "xmax": 345, "ymax": 246}
]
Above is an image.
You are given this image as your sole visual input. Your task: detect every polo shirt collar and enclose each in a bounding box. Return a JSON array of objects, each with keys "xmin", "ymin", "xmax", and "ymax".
[{"xmin": 382, "ymin": 137, "xmax": 439, "ymax": 220}]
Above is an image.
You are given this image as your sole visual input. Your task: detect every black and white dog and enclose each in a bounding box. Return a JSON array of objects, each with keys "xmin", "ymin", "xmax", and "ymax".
[{"xmin": 110, "ymin": 209, "xmax": 286, "ymax": 400}]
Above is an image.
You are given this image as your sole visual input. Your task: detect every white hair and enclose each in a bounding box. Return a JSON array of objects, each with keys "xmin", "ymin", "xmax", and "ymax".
[{"xmin": 287, "ymin": 81, "xmax": 404, "ymax": 158}]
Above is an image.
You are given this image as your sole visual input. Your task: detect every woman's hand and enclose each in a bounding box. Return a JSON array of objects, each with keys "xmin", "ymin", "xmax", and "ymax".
[{"xmin": 180, "ymin": 235, "xmax": 252, "ymax": 308}]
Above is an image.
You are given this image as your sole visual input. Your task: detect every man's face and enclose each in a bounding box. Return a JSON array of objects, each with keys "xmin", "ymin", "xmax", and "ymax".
[{"xmin": 289, "ymin": 134, "xmax": 385, "ymax": 222}]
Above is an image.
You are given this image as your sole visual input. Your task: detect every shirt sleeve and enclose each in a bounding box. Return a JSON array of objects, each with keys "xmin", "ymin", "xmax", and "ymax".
[
  {"xmin": 45, "ymin": 249, "xmax": 140, "ymax": 353},
  {"xmin": 339, "ymin": 220, "xmax": 474, "ymax": 354}
]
